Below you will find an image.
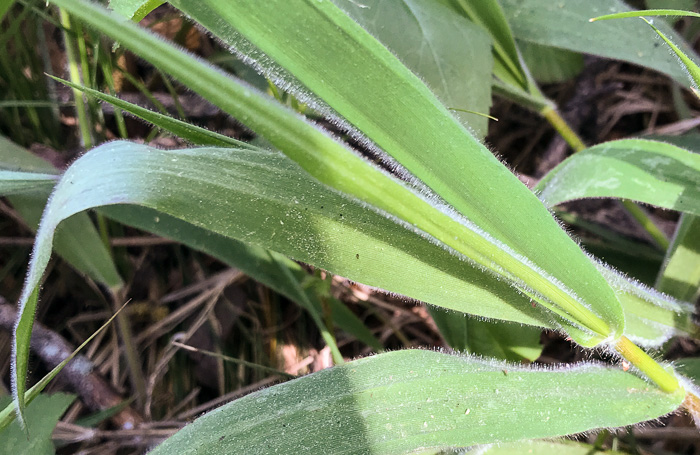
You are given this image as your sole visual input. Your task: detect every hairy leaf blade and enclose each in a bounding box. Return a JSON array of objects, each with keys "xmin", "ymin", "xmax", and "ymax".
[
  {"xmin": 48, "ymin": 0, "xmax": 621, "ymax": 343},
  {"xmin": 0, "ymin": 393, "xmax": 74, "ymax": 454},
  {"xmin": 166, "ymin": 0, "xmax": 622, "ymax": 339},
  {"xmin": 535, "ymin": 139, "xmax": 700, "ymax": 214},
  {"xmin": 149, "ymin": 350, "xmax": 683, "ymax": 454},
  {"xmin": 22, "ymin": 141, "xmax": 562, "ymax": 332},
  {"xmin": 108, "ymin": 0, "xmax": 162, "ymax": 21}
]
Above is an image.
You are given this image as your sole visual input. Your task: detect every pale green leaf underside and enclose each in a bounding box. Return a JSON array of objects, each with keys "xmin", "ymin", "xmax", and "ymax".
[
  {"xmin": 150, "ymin": 350, "xmax": 683, "ymax": 454},
  {"xmin": 536, "ymin": 139, "xmax": 700, "ymax": 214},
  {"xmin": 24, "ymin": 141, "xmax": 560, "ymax": 332},
  {"xmin": 501, "ymin": 0, "xmax": 700, "ymax": 87},
  {"xmin": 101, "ymin": 205, "xmax": 383, "ymax": 351}
]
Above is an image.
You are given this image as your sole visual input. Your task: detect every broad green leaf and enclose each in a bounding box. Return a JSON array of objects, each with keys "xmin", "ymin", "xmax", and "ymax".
[
  {"xmin": 535, "ymin": 139, "xmax": 700, "ymax": 215},
  {"xmin": 500, "ymin": 0, "xmax": 700, "ymax": 87},
  {"xmin": 0, "ymin": 136, "xmax": 121, "ymax": 287},
  {"xmin": 109, "ymin": 0, "xmax": 162, "ymax": 21},
  {"xmin": 51, "ymin": 0, "xmax": 623, "ymax": 343},
  {"xmin": 0, "ymin": 170, "xmax": 57, "ymax": 194},
  {"xmin": 162, "ymin": 0, "xmax": 622, "ymax": 339},
  {"xmin": 26, "ymin": 141, "xmax": 563, "ymax": 334},
  {"xmin": 332, "ymin": 0, "xmax": 493, "ymax": 138},
  {"xmin": 150, "ymin": 350, "xmax": 684, "ymax": 454},
  {"xmin": 656, "ymin": 214, "xmax": 700, "ymax": 301},
  {"xmin": 0, "ymin": 393, "xmax": 74, "ymax": 455},
  {"xmin": 518, "ymin": 41, "xmax": 584, "ymax": 84},
  {"xmin": 430, "ymin": 307, "xmax": 542, "ymax": 362},
  {"xmin": 101, "ymin": 196, "xmax": 384, "ymax": 354},
  {"xmin": 483, "ymin": 440, "xmax": 621, "ymax": 455}
]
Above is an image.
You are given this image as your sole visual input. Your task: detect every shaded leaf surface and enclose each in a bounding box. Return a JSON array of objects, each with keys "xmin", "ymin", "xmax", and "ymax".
[
  {"xmin": 332, "ymin": 0, "xmax": 493, "ymax": 137},
  {"xmin": 501, "ymin": 0, "xmax": 700, "ymax": 86},
  {"xmin": 150, "ymin": 350, "xmax": 683, "ymax": 454}
]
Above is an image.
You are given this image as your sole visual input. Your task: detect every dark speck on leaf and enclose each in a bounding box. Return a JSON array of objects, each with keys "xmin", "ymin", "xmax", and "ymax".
[{"xmin": 356, "ymin": 253, "xmax": 359, "ymax": 259}]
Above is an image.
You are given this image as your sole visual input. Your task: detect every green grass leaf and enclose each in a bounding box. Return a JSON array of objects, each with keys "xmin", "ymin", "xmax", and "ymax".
[
  {"xmin": 590, "ymin": 9, "xmax": 700, "ymax": 21},
  {"xmin": 430, "ymin": 307, "xmax": 543, "ymax": 362},
  {"xmin": 163, "ymin": 0, "xmax": 622, "ymax": 341},
  {"xmin": 49, "ymin": 0, "xmax": 623, "ymax": 343},
  {"xmin": 535, "ymin": 139, "xmax": 700, "ymax": 214},
  {"xmin": 437, "ymin": 0, "xmax": 530, "ymax": 92},
  {"xmin": 501, "ymin": 0, "xmax": 700, "ymax": 87},
  {"xmin": 0, "ymin": 393, "xmax": 74, "ymax": 455},
  {"xmin": 149, "ymin": 350, "xmax": 684, "ymax": 454},
  {"xmin": 0, "ymin": 170, "xmax": 58, "ymax": 195}
]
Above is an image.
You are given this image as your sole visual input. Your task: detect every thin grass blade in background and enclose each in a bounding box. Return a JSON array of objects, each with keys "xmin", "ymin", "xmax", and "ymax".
[
  {"xmin": 437, "ymin": 0, "xmax": 530, "ymax": 92},
  {"xmin": 149, "ymin": 350, "xmax": 684, "ymax": 454}
]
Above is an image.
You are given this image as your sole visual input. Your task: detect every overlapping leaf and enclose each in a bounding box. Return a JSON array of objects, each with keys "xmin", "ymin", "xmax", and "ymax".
[
  {"xmin": 149, "ymin": 350, "xmax": 683, "ymax": 454},
  {"xmin": 536, "ymin": 139, "xmax": 700, "ymax": 214},
  {"xmin": 501, "ymin": 0, "xmax": 700, "ymax": 86},
  {"xmin": 0, "ymin": 135, "xmax": 121, "ymax": 287}
]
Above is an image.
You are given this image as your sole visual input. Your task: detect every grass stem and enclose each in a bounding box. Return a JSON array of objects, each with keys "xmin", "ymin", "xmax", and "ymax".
[{"xmin": 614, "ymin": 335, "xmax": 679, "ymax": 393}]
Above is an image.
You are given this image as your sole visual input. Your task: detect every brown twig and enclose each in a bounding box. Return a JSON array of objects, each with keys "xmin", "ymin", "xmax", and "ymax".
[{"xmin": 0, "ymin": 299, "xmax": 143, "ymax": 430}]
